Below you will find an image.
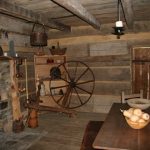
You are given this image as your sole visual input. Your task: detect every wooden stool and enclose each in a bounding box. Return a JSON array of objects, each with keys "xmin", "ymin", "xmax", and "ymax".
[{"xmin": 80, "ymin": 121, "xmax": 104, "ymax": 150}]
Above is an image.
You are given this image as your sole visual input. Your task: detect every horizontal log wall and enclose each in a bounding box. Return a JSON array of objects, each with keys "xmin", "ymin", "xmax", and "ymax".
[
  {"xmin": 48, "ymin": 24, "xmax": 150, "ymax": 113},
  {"xmin": 1, "ymin": 13, "xmax": 150, "ymax": 114}
]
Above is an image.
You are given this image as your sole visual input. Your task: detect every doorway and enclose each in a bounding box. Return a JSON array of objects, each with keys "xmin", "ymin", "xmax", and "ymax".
[{"xmin": 132, "ymin": 47, "xmax": 150, "ymax": 99}]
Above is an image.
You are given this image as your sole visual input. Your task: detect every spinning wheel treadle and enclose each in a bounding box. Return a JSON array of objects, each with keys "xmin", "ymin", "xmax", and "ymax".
[{"xmin": 49, "ymin": 61, "xmax": 95, "ymax": 109}]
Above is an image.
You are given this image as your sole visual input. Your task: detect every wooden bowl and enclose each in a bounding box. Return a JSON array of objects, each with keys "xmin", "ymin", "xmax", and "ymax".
[
  {"xmin": 127, "ymin": 98, "xmax": 150, "ymax": 110},
  {"xmin": 125, "ymin": 117, "xmax": 150, "ymax": 129}
]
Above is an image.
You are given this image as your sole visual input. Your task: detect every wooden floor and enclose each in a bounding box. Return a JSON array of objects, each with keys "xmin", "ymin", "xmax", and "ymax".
[{"xmin": 27, "ymin": 111, "xmax": 106, "ymax": 150}]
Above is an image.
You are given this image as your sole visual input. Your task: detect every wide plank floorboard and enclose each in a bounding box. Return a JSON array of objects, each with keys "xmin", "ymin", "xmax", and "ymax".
[{"xmin": 27, "ymin": 111, "xmax": 106, "ymax": 150}]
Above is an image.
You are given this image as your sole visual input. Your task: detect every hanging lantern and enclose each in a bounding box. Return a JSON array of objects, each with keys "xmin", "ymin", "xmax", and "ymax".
[
  {"xmin": 112, "ymin": 0, "xmax": 125, "ymax": 39},
  {"xmin": 112, "ymin": 26, "xmax": 124, "ymax": 39}
]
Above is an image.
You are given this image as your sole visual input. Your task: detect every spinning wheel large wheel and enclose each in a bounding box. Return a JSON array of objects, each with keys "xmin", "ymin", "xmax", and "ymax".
[{"xmin": 49, "ymin": 61, "xmax": 95, "ymax": 109}]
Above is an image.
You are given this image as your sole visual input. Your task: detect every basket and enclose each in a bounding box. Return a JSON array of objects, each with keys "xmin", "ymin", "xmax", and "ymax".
[
  {"xmin": 125, "ymin": 117, "xmax": 150, "ymax": 129},
  {"xmin": 49, "ymin": 42, "xmax": 66, "ymax": 55},
  {"xmin": 49, "ymin": 47, "xmax": 66, "ymax": 55}
]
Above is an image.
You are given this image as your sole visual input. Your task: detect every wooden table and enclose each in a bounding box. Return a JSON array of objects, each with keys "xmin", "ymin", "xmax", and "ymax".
[{"xmin": 93, "ymin": 103, "xmax": 150, "ymax": 150}]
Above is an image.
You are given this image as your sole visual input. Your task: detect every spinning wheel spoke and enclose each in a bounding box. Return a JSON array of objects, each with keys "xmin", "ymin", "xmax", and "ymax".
[
  {"xmin": 76, "ymin": 80, "xmax": 95, "ymax": 86},
  {"xmin": 75, "ymin": 67, "xmax": 89, "ymax": 82},
  {"xmin": 76, "ymin": 85, "xmax": 92, "ymax": 95},
  {"xmin": 62, "ymin": 64, "xmax": 72, "ymax": 81},
  {"xmin": 50, "ymin": 84, "xmax": 69, "ymax": 90},
  {"xmin": 74, "ymin": 87, "xmax": 84, "ymax": 105},
  {"xmin": 59, "ymin": 76, "xmax": 70, "ymax": 84},
  {"xmin": 56, "ymin": 95, "xmax": 65, "ymax": 104},
  {"xmin": 66, "ymin": 88, "xmax": 73, "ymax": 107},
  {"xmin": 62, "ymin": 86, "xmax": 72, "ymax": 107},
  {"xmin": 73, "ymin": 62, "xmax": 78, "ymax": 79}
]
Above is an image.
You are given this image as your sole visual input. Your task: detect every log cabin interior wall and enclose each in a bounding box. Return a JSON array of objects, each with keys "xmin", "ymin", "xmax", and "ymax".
[
  {"xmin": 132, "ymin": 47, "xmax": 150, "ymax": 99},
  {"xmin": 48, "ymin": 33, "xmax": 150, "ymax": 113},
  {"xmin": 0, "ymin": 0, "xmax": 150, "ymax": 114}
]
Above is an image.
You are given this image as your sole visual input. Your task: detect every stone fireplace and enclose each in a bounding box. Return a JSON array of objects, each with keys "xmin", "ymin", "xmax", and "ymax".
[{"xmin": 0, "ymin": 58, "xmax": 13, "ymax": 132}]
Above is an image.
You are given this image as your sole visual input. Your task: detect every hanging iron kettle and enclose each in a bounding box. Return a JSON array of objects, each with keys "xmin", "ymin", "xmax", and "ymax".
[{"xmin": 30, "ymin": 22, "xmax": 48, "ymax": 47}]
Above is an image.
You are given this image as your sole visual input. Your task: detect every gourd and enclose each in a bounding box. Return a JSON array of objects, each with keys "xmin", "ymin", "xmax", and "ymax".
[
  {"xmin": 123, "ymin": 110, "xmax": 132, "ymax": 118},
  {"xmin": 138, "ymin": 119, "xmax": 145, "ymax": 123},
  {"xmin": 121, "ymin": 107, "xmax": 150, "ymax": 122},
  {"xmin": 142, "ymin": 113, "xmax": 150, "ymax": 120},
  {"xmin": 133, "ymin": 108, "xmax": 142, "ymax": 117},
  {"xmin": 130, "ymin": 115, "xmax": 139, "ymax": 122},
  {"xmin": 128, "ymin": 108, "xmax": 134, "ymax": 114}
]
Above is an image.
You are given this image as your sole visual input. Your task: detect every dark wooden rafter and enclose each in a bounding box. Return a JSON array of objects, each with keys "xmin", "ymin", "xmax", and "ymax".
[
  {"xmin": 52, "ymin": 0, "xmax": 101, "ymax": 30},
  {"xmin": 121, "ymin": 0, "xmax": 134, "ymax": 29},
  {"xmin": 48, "ymin": 18, "xmax": 71, "ymax": 32},
  {"xmin": 0, "ymin": 0, "xmax": 71, "ymax": 32}
]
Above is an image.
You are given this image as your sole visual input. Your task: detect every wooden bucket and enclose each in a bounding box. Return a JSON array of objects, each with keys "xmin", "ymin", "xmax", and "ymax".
[
  {"xmin": 30, "ymin": 23, "xmax": 47, "ymax": 47},
  {"xmin": 28, "ymin": 109, "xmax": 38, "ymax": 128}
]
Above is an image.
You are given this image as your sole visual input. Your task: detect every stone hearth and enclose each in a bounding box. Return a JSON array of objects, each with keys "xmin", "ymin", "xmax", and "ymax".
[{"xmin": 0, "ymin": 60, "xmax": 12, "ymax": 132}]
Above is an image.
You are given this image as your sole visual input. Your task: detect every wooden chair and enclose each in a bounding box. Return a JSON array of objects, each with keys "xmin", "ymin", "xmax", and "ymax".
[{"xmin": 121, "ymin": 90, "xmax": 143, "ymax": 104}]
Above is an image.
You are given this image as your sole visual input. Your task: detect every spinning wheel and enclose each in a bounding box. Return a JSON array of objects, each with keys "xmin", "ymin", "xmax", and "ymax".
[{"xmin": 49, "ymin": 61, "xmax": 95, "ymax": 109}]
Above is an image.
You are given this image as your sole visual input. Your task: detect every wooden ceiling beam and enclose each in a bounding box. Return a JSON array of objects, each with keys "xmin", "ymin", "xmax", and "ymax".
[
  {"xmin": 0, "ymin": 0, "xmax": 71, "ymax": 32},
  {"xmin": 52, "ymin": 0, "xmax": 101, "ymax": 30},
  {"xmin": 122, "ymin": 0, "xmax": 134, "ymax": 29}
]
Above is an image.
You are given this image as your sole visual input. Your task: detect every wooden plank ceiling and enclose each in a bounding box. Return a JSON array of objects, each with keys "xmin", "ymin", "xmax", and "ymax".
[{"xmin": 1, "ymin": 0, "xmax": 150, "ymax": 31}]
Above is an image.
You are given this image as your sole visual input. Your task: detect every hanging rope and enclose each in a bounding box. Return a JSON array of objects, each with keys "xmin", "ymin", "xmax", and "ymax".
[{"xmin": 119, "ymin": 0, "xmax": 128, "ymax": 26}]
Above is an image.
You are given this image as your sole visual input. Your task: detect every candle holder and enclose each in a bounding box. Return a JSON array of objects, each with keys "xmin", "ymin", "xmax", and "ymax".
[
  {"xmin": 16, "ymin": 57, "xmax": 23, "ymax": 78},
  {"xmin": 112, "ymin": 26, "xmax": 124, "ymax": 39}
]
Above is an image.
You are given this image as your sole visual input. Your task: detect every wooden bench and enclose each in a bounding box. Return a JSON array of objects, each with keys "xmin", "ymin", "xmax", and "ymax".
[{"xmin": 80, "ymin": 121, "xmax": 104, "ymax": 150}]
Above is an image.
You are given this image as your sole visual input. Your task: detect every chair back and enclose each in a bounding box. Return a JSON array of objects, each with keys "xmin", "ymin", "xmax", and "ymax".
[{"xmin": 121, "ymin": 90, "xmax": 143, "ymax": 104}]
